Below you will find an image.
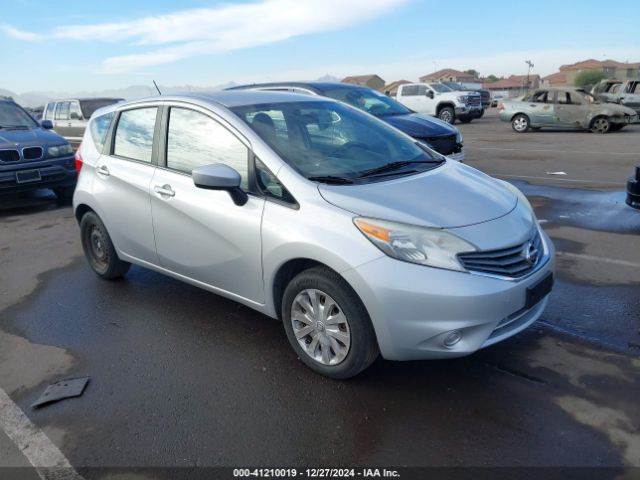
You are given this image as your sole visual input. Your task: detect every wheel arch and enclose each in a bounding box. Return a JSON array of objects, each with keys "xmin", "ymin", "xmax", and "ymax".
[
  {"xmin": 436, "ymin": 102, "xmax": 455, "ymax": 114},
  {"xmin": 74, "ymin": 203, "xmax": 95, "ymax": 224}
]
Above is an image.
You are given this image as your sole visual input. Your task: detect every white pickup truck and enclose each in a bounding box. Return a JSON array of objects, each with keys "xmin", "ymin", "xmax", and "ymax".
[{"xmin": 395, "ymin": 82, "xmax": 482, "ymax": 124}]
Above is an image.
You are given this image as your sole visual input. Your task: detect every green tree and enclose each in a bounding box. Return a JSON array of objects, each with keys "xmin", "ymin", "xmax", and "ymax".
[
  {"xmin": 464, "ymin": 69, "xmax": 480, "ymax": 78},
  {"xmin": 574, "ymin": 70, "xmax": 606, "ymax": 88},
  {"xmin": 484, "ymin": 74, "xmax": 501, "ymax": 83}
]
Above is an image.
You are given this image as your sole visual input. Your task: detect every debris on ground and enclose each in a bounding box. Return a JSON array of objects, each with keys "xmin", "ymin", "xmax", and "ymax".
[{"xmin": 31, "ymin": 377, "xmax": 90, "ymax": 409}]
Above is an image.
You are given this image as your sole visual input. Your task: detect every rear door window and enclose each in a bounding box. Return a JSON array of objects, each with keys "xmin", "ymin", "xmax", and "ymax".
[
  {"xmin": 401, "ymin": 85, "xmax": 419, "ymax": 96},
  {"xmin": 69, "ymin": 101, "xmax": 82, "ymax": 120},
  {"xmin": 44, "ymin": 103, "xmax": 55, "ymax": 120},
  {"xmin": 55, "ymin": 102, "xmax": 70, "ymax": 120},
  {"xmin": 113, "ymin": 107, "xmax": 158, "ymax": 163}
]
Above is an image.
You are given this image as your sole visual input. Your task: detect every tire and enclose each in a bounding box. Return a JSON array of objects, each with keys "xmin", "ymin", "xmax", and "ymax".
[
  {"xmin": 282, "ymin": 266, "xmax": 379, "ymax": 379},
  {"xmin": 458, "ymin": 116, "xmax": 473, "ymax": 124},
  {"xmin": 53, "ymin": 186, "xmax": 74, "ymax": 201},
  {"xmin": 437, "ymin": 106, "xmax": 455, "ymax": 124},
  {"xmin": 511, "ymin": 114, "xmax": 530, "ymax": 133},
  {"xmin": 80, "ymin": 211, "xmax": 130, "ymax": 280},
  {"xmin": 477, "ymin": 108, "xmax": 485, "ymax": 118},
  {"xmin": 590, "ymin": 116, "xmax": 610, "ymax": 134}
]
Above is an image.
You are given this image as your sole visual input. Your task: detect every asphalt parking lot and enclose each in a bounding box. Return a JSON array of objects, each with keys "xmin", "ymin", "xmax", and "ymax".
[{"xmin": 1, "ymin": 109, "xmax": 639, "ymax": 478}]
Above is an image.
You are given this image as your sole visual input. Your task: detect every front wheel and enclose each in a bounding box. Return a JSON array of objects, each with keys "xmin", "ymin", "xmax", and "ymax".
[
  {"xmin": 282, "ymin": 266, "xmax": 378, "ymax": 379},
  {"xmin": 512, "ymin": 114, "xmax": 530, "ymax": 133},
  {"xmin": 590, "ymin": 116, "xmax": 610, "ymax": 134},
  {"xmin": 80, "ymin": 212, "xmax": 130, "ymax": 280},
  {"xmin": 438, "ymin": 107, "xmax": 455, "ymax": 124}
]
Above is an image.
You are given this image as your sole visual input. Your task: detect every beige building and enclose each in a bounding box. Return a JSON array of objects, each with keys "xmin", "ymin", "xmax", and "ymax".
[
  {"xmin": 381, "ymin": 80, "xmax": 410, "ymax": 96},
  {"xmin": 543, "ymin": 59, "xmax": 640, "ymax": 87},
  {"xmin": 341, "ymin": 74, "xmax": 385, "ymax": 91},
  {"xmin": 419, "ymin": 68, "xmax": 477, "ymax": 83}
]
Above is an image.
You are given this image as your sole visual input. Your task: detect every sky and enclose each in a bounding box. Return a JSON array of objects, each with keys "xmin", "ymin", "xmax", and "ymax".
[{"xmin": 2, "ymin": 0, "xmax": 640, "ymax": 94}]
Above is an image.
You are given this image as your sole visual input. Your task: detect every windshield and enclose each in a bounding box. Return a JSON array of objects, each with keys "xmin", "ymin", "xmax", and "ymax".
[
  {"xmin": 443, "ymin": 82, "xmax": 466, "ymax": 90},
  {"xmin": 79, "ymin": 99, "xmax": 123, "ymax": 119},
  {"xmin": 232, "ymin": 101, "xmax": 441, "ymax": 183},
  {"xmin": 0, "ymin": 102, "xmax": 38, "ymax": 128},
  {"xmin": 321, "ymin": 87, "xmax": 411, "ymax": 116},
  {"xmin": 431, "ymin": 84, "xmax": 453, "ymax": 93}
]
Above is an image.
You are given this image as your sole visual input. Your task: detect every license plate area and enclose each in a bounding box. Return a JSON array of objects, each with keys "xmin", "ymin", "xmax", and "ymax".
[
  {"xmin": 525, "ymin": 273, "xmax": 553, "ymax": 309},
  {"xmin": 16, "ymin": 169, "xmax": 41, "ymax": 183}
]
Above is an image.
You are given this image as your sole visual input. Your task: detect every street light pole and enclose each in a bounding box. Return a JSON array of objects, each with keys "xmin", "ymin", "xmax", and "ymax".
[{"xmin": 525, "ymin": 60, "xmax": 534, "ymax": 93}]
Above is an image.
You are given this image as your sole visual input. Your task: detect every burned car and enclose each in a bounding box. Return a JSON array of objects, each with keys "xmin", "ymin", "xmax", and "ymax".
[
  {"xmin": 498, "ymin": 87, "xmax": 638, "ymax": 133},
  {"xmin": 592, "ymin": 79, "xmax": 640, "ymax": 115}
]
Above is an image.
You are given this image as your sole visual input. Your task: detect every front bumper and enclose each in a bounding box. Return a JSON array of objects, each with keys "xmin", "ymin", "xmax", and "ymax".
[
  {"xmin": 0, "ymin": 155, "xmax": 77, "ymax": 194},
  {"xmin": 342, "ymin": 229, "xmax": 555, "ymax": 361},
  {"xmin": 455, "ymin": 106, "xmax": 482, "ymax": 116}
]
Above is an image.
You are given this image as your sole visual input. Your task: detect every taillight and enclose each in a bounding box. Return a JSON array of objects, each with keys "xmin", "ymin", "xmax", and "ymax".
[{"xmin": 74, "ymin": 144, "xmax": 83, "ymax": 172}]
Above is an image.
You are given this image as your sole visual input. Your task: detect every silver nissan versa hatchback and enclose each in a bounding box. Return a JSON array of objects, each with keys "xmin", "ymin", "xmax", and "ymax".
[{"xmin": 73, "ymin": 91, "xmax": 554, "ymax": 379}]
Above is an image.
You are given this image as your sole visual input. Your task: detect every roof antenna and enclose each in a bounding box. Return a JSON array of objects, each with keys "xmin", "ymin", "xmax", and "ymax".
[{"xmin": 153, "ymin": 80, "xmax": 162, "ymax": 95}]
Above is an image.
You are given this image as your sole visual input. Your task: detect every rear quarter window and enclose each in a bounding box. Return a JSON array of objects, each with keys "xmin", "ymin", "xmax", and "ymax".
[{"xmin": 90, "ymin": 112, "xmax": 115, "ymax": 152}]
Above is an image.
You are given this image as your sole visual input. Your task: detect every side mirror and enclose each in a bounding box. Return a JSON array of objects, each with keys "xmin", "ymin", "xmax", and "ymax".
[
  {"xmin": 70, "ymin": 112, "xmax": 81, "ymax": 120},
  {"xmin": 41, "ymin": 120, "xmax": 53, "ymax": 129},
  {"xmin": 192, "ymin": 163, "xmax": 248, "ymax": 206},
  {"xmin": 426, "ymin": 90, "xmax": 435, "ymax": 99}
]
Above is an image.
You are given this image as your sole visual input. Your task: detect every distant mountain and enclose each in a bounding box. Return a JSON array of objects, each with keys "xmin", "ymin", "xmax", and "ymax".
[{"xmin": 315, "ymin": 74, "xmax": 341, "ymax": 83}]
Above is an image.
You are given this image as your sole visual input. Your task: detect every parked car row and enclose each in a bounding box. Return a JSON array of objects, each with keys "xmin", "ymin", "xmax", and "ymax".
[
  {"xmin": 591, "ymin": 79, "xmax": 640, "ymax": 115},
  {"xmin": 394, "ymin": 82, "xmax": 483, "ymax": 124},
  {"xmin": 71, "ymin": 90, "xmax": 555, "ymax": 378}
]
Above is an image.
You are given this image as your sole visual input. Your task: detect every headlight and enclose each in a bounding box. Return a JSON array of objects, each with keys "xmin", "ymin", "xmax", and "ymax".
[
  {"xmin": 455, "ymin": 131, "xmax": 463, "ymax": 144},
  {"xmin": 48, "ymin": 144, "xmax": 73, "ymax": 157},
  {"xmin": 456, "ymin": 95, "xmax": 467, "ymax": 104},
  {"xmin": 354, "ymin": 217, "xmax": 476, "ymax": 271}
]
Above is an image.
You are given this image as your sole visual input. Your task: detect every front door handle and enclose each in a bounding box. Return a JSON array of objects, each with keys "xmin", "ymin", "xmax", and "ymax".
[
  {"xmin": 97, "ymin": 165, "xmax": 110, "ymax": 176},
  {"xmin": 153, "ymin": 184, "xmax": 175, "ymax": 198}
]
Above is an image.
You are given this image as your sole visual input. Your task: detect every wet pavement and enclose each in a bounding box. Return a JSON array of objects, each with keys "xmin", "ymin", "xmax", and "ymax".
[{"xmin": 0, "ymin": 111, "xmax": 639, "ymax": 475}]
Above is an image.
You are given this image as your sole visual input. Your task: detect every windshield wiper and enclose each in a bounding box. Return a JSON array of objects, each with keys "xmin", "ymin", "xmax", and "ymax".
[
  {"xmin": 358, "ymin": 160, "xmax": 442, "ymax": 178},
  {"xmin": 307, "ymin": 175, "xmax": 354, "ymax": 185},
  {"xmin": 0, "ymin": 125, "xmax": 29, "ymax": 129}
]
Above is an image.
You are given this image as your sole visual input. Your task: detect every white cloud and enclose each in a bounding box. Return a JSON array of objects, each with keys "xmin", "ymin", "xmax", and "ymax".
[
  {"xmin": 1, "ymin": 0, "xmax": 407, "ymax": 73},
  {"xmin": 1, "ymin": 25, "xmax": 42, "ymax": 41}
]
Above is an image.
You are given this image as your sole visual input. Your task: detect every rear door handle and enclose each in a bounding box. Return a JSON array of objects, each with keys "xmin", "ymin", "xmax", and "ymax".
[
  {"xmin": 97, "ymin": 165, "xmax": 110, "ymax": 176},
  {"xmin": 153, "ymin": 184, "xmax": 175, "ymax": 198}
]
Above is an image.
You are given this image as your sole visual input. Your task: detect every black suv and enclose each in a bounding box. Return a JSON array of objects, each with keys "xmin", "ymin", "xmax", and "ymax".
[{"xmin": 0, "ymin": 99, "xmax": 77, "ymax": 199}]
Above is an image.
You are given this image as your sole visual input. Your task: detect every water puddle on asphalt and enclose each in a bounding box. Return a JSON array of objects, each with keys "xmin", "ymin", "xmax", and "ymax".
[{"xmin": 513, "ymin": 181, "xmax": 640, "ymax": 234}]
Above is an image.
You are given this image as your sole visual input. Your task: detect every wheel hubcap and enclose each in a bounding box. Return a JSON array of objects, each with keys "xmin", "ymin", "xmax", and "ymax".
[
  {"xmin": 440, "ymin": 111, "xmax": 452, "ymax": 122},
  {"xmin": 89, "ymin": 226, "xmax": 108, "ymax": 266},
  {"xmin": 514, "ymin": 117, "xmax": 527, "ymax": 131},
  {"xmin": 593, "ymin": 119, "xmax": 609, "ymax": 133},
  {"xmin": 291, "ymin": 289, "xmax": 351, "ymax": 366}
]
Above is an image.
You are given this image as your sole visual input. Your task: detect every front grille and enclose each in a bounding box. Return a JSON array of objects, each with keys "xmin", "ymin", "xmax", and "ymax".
[
  {"xmin": 0, "ymin": 149, "xmax": 20, "ymax": 162},
  {"xmin": 458, "ymin": 230, "xmax": 543, "ymax": 278},
  {"xmin": 424, "ymin": 134, "xmax": 459, "ymax": 155},
  {"xmin": 23, "ymin": 147, "xmax": 43, "ymax": 160},
  {"xmin": 467, "ymin": 96, "xmax": 481, "ymax": 107}
]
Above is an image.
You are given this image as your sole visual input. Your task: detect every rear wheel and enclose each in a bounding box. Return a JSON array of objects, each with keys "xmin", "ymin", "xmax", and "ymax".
[
  {"xmin": 282, "ymin": 266, "xmax": 378, "ymax": 379},
  {"xmin": 80, "ymin": 212, "xmax": 130, "ymax": 280},
  {"xmin": 590, "ymin": 116, "xmax": 610, "ymax": 134},
  {"xmin": 53, "ymin": 186, "xmax": 74, "ymax": 202},
  {"xmin": 477, "ymin": 108, "xmax": 485, "ymax": 118},
  {"xmin": 512, "ymin": 114, "xmax": 530, "ymax": 133},
  {"xmin": 438, "ymin": 106, "xmax": 455, "ymax": 124}
]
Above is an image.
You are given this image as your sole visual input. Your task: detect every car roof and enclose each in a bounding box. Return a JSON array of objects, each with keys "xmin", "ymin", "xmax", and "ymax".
[
  {"xmin": 113, "ymin": 91, "xmax": 330, "ymax": 111},
  {"xmin": 48, "ymin": 97, "xmax": 125, "ymax": 102},
  {"xmin": 228, "ymin": 82, "xmax": 368, "ymax": 93}
]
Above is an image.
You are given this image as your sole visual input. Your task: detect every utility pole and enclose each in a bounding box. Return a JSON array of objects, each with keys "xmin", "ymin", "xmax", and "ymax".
[{"xmin": 525, "ymin": 60, "xmax": 534, "ymax": 93}]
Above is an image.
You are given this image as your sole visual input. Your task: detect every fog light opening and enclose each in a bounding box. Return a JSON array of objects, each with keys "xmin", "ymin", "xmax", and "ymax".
[{"xmin": 443, "ymin": 330, "xmax": 462, "ymax": 348}]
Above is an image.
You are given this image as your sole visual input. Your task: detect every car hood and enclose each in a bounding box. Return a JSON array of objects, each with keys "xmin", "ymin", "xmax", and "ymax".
[
  {"xmin": 378, "ymin": 112, "xmax": 457, "ymax": 138},
  {"xmin": 0, "ymin": 127, "xmax": 66, "ymax": 148},
  {"xmin": 318, "ymin": 161, "xmax": 518, "ymax": 229}
]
